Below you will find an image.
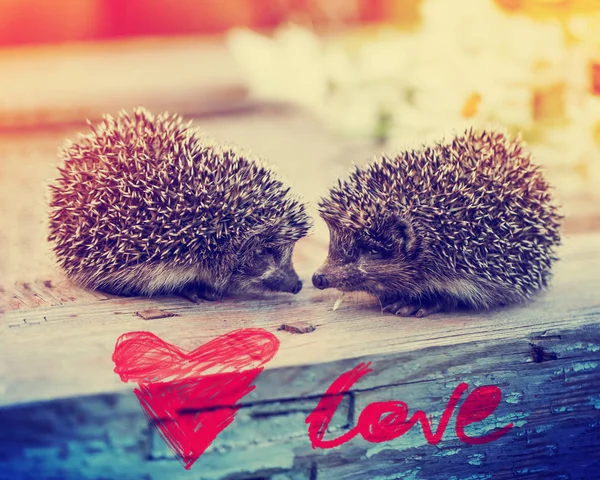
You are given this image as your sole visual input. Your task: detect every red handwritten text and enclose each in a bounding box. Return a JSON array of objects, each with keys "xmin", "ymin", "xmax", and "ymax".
[{"xmin": 306, "ymin": 362, "xmax": 513, "ymax": 449}]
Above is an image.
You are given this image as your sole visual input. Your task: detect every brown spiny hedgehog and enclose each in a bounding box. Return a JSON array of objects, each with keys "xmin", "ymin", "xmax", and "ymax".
[
  {"xmin": 312, "ymin": 128, "xmax": 562, "ymax": 317},
  {"xmin": 48, "ymin": 107, "xmax": 311, "ymax": 301}
]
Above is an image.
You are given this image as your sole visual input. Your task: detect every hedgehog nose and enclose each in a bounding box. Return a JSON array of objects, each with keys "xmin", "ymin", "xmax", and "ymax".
[
  {"xmin": 312, "ymin": 273, "xmax": 329, "ymax": 290},
  {"xmin": 291, "ymin": 280, "xmax": 303, "ymax": 295}
]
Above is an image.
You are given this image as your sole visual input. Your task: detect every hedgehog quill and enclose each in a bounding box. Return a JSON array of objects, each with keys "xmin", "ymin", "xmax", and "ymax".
[
  {"xmin": 48, "ymin": 108, "xmax": 311, "ymax": 301},
  {"xmin": 313, "ymin": 128, "xmax": 562, "ymax": 317}
]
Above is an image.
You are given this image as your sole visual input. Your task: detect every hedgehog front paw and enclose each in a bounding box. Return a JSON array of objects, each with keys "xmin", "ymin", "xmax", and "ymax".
[
  {"xmin": 181, "ymin": 285, "xmax": 223, "ymax": 303},
  {"xmin": 414, "ymin": 303, "xmax": 441, "ymax": 318},
  {"xmin": 382, "ymin": 299, "xmax": 416, "ymax": 316},
  {"xmin": 199, "ymin": 288, "xmax": 223, "ymax": 302},
  {"xmin": 382, "ymin": 299, "xmax": 441, "ymax": 317},
  {"xmin": 181, "ymin": 287, "xmax": 200, "ymax": 303}
]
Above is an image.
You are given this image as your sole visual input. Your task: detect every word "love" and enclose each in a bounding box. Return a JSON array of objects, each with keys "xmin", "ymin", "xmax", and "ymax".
[{"xmin": 307, "ymin": 362, "xmax": 513, "ymax": 449}]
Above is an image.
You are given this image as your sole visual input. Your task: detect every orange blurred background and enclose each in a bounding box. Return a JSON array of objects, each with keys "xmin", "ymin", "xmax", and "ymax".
[
  {"xmin": 3, "ymin": 0, "xmax": 600, "ymax": 47},
  {"xmin": 0, "ymin": 0, "xmax": 424, "ymax": 46}
]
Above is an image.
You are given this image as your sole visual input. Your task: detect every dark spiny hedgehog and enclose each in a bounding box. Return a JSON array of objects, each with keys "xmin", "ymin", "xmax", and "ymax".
[
  {"xmin": 48, "ymin": 107, "xmax": 311, "ymax": 301},
  {"xmin": 312, "ymin": 128, "xmax": 562, "ymax": 317}
]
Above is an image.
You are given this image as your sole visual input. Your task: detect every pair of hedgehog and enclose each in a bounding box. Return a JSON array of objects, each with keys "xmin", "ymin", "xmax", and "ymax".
[{"xmin": 48, "ymin": 108, "xmax": 562, "ymax": 316}]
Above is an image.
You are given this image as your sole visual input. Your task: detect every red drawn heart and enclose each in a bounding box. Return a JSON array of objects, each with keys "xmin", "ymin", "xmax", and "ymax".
[{"xmin": 112, "ymin": 328, "xmax": 279, "ymax": 469}]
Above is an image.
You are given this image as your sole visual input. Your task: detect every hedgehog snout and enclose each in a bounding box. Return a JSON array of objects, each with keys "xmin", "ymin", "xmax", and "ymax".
[
  {"xmin": 280, "ymin": 277, "xmax": 303, "ymax": 295},
  {"xmin": 260, "ymin": 269, "xmax": 303, "ymax": 294},
  {"xmin": 290, "ymin": 280, "xmax": 303, "ymax": 294},
  {"xmin": 273, "ymin": 278, "xmax": 302, "ymax": 294},
  {"xmin": 312, "ymin": 272, "xmax": 329, "ymax": 290}
]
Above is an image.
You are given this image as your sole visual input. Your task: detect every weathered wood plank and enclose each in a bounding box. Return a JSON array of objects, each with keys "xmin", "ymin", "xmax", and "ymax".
[{"xmin": 1, "ymin": 322, "xmax": 599, "ymax": 479}]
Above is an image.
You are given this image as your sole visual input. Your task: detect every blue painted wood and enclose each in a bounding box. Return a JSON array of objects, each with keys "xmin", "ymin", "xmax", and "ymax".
[{"xmin": 2, "ymin": 325, "xmax": 599, "ymax": 480}]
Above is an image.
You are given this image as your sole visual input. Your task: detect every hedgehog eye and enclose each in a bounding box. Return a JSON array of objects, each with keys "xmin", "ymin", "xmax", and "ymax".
[
  {"xmin": 256, "ymin": 247, "xmax": 277, "ymax": 259},
  {"xmin": 345, "ymin": 246, "xmax": 358, "ymax": 261},
  {"xmin": 360, "ymin": 246, "xmax": 385, "ymax": 258}
]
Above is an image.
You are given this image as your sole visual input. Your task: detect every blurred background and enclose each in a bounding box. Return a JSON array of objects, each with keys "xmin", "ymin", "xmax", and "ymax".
[{"xmin": 2, "ymin": 0, "xmax": 600, "ymax": 299}]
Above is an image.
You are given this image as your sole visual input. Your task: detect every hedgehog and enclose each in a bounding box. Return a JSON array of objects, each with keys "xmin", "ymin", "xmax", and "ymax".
[
  {"xmin": 312, "ymin": 128, "xmax": 562, "ymax": 317},
  {"xmin": 48, "ymin": 107, "xmax": 311, "ymax": 301}
]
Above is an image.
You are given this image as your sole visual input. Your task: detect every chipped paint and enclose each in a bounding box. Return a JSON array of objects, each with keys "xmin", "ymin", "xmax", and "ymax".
[
  {"xmin": 433, "ymin": 447, "xmax": 462, "ymax": 457},
  {"xmin": 551, "ymin": 405, "xmax": 575, "ymax": 414},
  {"xmin": 572, "ymin": 361, "xmax": 599, "ymax": 372},
  {"xmin": 505, "ymin": 392, "xmax": 523, "ymax": 405},
  {"xmin": 555, "ymin": 361, "xmax": 599, "ymax": 377},
  {"xmin": 495, "ymin": 411, "xmax": 529, "ymax": 429},
  {"xmin": 370, "ymin": 474, "xmax": 407, "ymax": 480},
  {"xmin": 365, "ymin": 428, "xmax": 432, "ymax": 459},
  {"xmin": 450, "ymin": 474, "xmax": 491, "ymax": 480},
  {"xmin": 457, "ymin": 409, "xmax": 528, "ymax": 439},
  {"xmin": 366, "ymin": 442, "xmax": 394, "ymax": 459},
  {"xmin": 467, "ymin": 453, "xmax": 485, "ymax": 466},
  {"xmin": 532, "ymin": 424, "xmax": 552, "ymax": 434},
  {"xmin": 589, "ymin": 395, "xmax": 600, "ymax": 409},
  {"xmin": 368, "ymin": 470, "xmax": 422, "ymax": 480},
  {"xmin": 389, "ymin": 468, "xmax": 422, "ymax": 480},
  {"xmin": 565, "ymin": 342, "xmax": 600, "ymax": 353},
  {"xmin": 515, "ymin": 465, "xmax": 550, "ymax": 475}
]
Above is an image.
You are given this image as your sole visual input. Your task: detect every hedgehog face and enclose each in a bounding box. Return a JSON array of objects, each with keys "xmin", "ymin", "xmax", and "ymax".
[
  {"xmin": 228, "ymin": 242, "xmax": 303, "ymax": 295},
  {"xmin": 313, "ymin": 216, "xmax": 422, "ymax": 297}
]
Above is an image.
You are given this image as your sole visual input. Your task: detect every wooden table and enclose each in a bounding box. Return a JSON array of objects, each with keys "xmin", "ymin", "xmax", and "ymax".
[{"xmin": 1, "ymin": 38, "xmax": 600, "ymax": 480}]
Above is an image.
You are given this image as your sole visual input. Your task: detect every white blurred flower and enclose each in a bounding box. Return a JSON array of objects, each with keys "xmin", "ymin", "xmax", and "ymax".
[
  {"xmin": 227, "ymin": 25, "xmax": 329, "ymax": 111},
  {"xmin": 227, "ymin": 0, "xmax": 576, "ymax": 146}
]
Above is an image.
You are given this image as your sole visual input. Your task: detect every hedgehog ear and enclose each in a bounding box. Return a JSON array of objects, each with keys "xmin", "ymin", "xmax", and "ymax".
[
  {"xmin": 239, "ymin": 224, "xmax": 277, "ymax": 253},
  {"xmin": 239, "ymin": 232, "xmax": 263, "ymax": 254},
  {"xmin": 381, "ymin": 215, "xmax": 419, "ymax": 260}
]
